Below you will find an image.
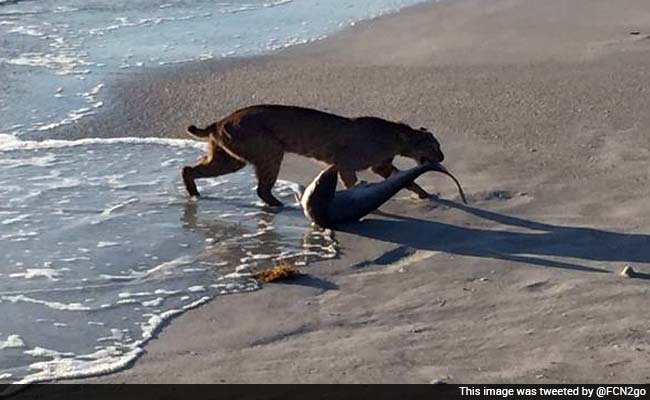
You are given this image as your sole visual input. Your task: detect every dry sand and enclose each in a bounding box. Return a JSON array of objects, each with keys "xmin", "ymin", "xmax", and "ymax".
[{"xmin": 60, "ymin": 0, "xmax": 650, "ymax": 383}]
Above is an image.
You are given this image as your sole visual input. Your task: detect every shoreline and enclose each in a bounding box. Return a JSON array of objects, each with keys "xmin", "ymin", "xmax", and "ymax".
[
  {"xmin": 37, "ymin": 0, "xmax": 436, "ymax": 142},
  {"xmin": 42, "ymin": 0, "xmax": 650, "ymax": 384}
]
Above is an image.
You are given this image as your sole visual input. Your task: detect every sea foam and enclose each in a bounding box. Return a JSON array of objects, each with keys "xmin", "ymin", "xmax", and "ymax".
[
  {"xmin": 0, "ymin": 0, "xmax": 426, "ymax": 136},
  {"xmin": 0, "ymin": 136, "xmax": 336, "ymax": 385}
]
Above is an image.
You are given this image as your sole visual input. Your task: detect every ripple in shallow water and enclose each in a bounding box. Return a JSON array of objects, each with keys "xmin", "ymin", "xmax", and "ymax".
[{"xmin": 0, "ymin": 136, "xmax": 337, "ymax": 384}]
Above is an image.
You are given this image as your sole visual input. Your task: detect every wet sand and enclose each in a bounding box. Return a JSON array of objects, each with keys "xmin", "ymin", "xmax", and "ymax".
[{"xmin": 63, "ymin": 0, "xmax": 650, "ymax": 383}]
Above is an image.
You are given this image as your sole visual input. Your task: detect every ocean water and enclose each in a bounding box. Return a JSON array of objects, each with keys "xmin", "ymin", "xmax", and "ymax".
[
  {"xmin": 0, "ymin": 135, "xmax": 337, "ymax": 384},
  {"xmin": 0, "ymin": 0, "xmax": 426, "ymax": 137},
  {"xmin": 0, "ymin": 0, "xmax": 427, "ymax": 384}
]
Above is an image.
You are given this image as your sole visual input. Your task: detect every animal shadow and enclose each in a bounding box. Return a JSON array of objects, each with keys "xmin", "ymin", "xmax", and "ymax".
[{"xmin": 341, "ymin": 198, "xmax": 650, "ymax": 276}]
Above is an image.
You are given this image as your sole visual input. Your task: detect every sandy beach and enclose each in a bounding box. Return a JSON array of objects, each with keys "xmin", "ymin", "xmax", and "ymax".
[{"xmin": 53, "ymin": 0, "xmax": 650, "ymax": 383}]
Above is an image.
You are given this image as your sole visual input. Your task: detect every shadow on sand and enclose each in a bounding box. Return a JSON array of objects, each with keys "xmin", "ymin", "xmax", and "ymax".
[
  {"xmin": 274, "ymin": 274, "xmax": 340, "ymax": 291},
  {"xmin": 341, "ymin": 198, "xmax": 650, "ymax": 276}
]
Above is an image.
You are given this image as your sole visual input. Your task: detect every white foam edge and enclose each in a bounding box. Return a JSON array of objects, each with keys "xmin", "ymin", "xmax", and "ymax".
[
  {"xmin": 10, "ymin": 295, "xmax": 214, "ymax": 386},
  {"xmin": 0, "ymin": 334, "xmax": 25, "ymax": 350},
  {"xmin": 0, "ymin": 135, "xmax": 204, "ymax": 152},
  {"xmin": 2, "ymin": 277, "xmax": 259, "ymax": 386},
  {"xmin": 1, "ymin": 295, "xmax": 91, "ymax": 311}
]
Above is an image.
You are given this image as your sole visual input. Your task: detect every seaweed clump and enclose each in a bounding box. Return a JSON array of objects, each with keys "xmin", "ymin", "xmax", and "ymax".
[{"xmin": 253, "ymin": 261, "xmax": 303, "ymax": 283}]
